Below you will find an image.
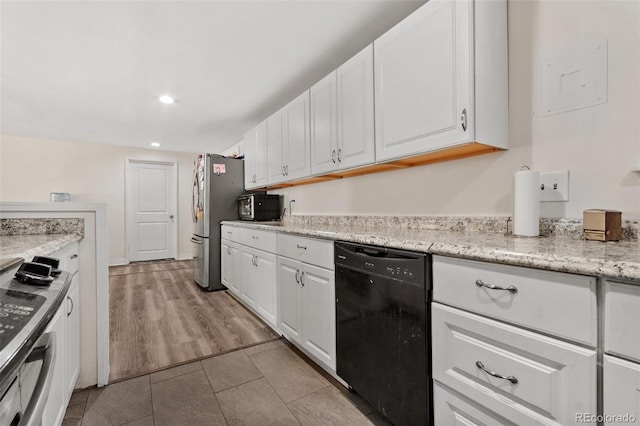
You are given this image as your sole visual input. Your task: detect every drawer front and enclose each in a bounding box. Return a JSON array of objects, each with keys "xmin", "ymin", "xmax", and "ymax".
[
  {"xmin": 55, "ymin": 242, "xmax": 79, "ymax": 274},
  {"xmin": 241, "ymin": 228, "xmax": 277, "ymax": 253},
  {"xmin": 433, "ymin": 303, "xmax": 597, "ymax": 425},
  {"xmin": 277, "ymin": 234, "xmax": 334, "ymax": 270},
  {"xmin": 605, "ymin": 280, "xmax": 640, "ymax": 362},
  {"xmin": 221, "ymin": 225, "xmax": 243, "ymax": 244},
  {"xmin": 433, "ymin": 255, "xmax": 597, "ymax": 346},
  {"xmin": 434, "ymin": 382, "xmax": 547, "ymax": 426},
  {"xmin": 603, "ymin": 355, "xmax": 640, "ymax": 425}
]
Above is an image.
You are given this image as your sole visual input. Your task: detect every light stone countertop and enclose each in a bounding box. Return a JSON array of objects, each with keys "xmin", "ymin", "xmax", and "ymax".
[
  {"xmin": 0, "ymin": 233, "xmax": 82, "ymax": 263},
  {"xmin": 221, "ymin": 220, "xmax": 640, "ymax": 282}
]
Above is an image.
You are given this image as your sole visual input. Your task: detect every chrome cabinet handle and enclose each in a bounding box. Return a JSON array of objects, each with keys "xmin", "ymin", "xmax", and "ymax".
[
  {"xmin": 282, "ymin": 166, "xmax": 285, "ymax": 176},
  {"xmin": 227, "ymin": 248, "xmax": 231, "ymax": 255},
  {"xmin": 285, "ymin": 165, "xmax": 289, "ymax": 175},
  {"xmin": 67, "ymin": 295, "xmax": 74, "ymax": 317},
  {"xmin": 70, "ymin": 254, "xmax": 78, "ymax": 259},
  {"xmin": 475, "ymin": 279, "xmax": 517, "ymax": 294},
  {"xmin": 461, "ymin": 108, "xmax": 468, "ymax": 131},
  {"xmin": 475, "ymin": 361, "xmax": 518, "ymax": 384},
  {"xmin": 295, "ymin": 269, "xmax": 300, "ymax": 283},
  {"xmin": 300, "ymin": 271, "xmax": 305, "ymax": 286},
  {"xmin": 252, "ymin": 235, "xmax": 259, "ymax": 240},
  {"xmin": 332, "ymin": 149, "xmax": 336, "ymax": 164},
  {"xmin": 296, "ymin": 244, "xmax": 307, "ymax": 250},
  {"xmin": 337, "ymin": 148, "xmax": 342, "ymax": 162}
]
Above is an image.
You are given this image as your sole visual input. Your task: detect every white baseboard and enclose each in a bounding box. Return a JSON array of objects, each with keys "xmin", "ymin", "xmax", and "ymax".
[
  {"xmin": 109, "ymin": 258, "xmax": 128, "ymax": 266},
  {"xmin": 177, "ymin": 252, "xmax": 193, "ymax": 261}
]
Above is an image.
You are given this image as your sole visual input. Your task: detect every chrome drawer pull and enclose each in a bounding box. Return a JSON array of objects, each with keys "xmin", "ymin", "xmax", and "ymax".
[
  {"xmin": 296, "ymin": 244, "xmax": 307, "ymax": 250},
  {"xmin": 475, "ymin": 279, "xmax": 518, "ymax": 294},
  {"xmin": 295, "ymin": 269, "xmax": 300, "ymax": 283},
  {"xmin": 475, "ymin": 361, "xmax": 518, "ymax": 384}
]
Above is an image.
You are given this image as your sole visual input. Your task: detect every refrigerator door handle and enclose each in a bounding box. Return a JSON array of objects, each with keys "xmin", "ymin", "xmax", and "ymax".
[
  {"xmin": 191, "ymin": 237, "xmax": 203, "ymax": 244},
  {"xmin": 191, "ymin": 168, "xmax": 198, "ymax": 223}
]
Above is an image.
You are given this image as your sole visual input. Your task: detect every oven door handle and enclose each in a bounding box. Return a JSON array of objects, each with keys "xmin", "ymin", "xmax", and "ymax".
[{"xmin": 20, "ymin": 332, "xmax": 56, "ymax": 426}]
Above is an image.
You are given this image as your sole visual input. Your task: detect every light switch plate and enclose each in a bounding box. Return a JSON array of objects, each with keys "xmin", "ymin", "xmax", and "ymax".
[{"xmin": 540, "ymin": 171, "xmax": 569, "ymax": 202}]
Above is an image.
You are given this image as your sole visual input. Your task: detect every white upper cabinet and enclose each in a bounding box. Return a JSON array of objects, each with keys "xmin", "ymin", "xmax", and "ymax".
[
  {"xmin": 311, "ymin": 44, "xmax": 374, "ymax": 175},
  {"xmin": 374, "ymin": 0, "xmax": 507, "ymax": 162},
  {"xmin": 244, "ymin": 121, "xmax": 267, "ymax": 190},
  {"xmin": 267, "ymin": 91, "xmax": 311, "ymax": 184},
  {"xmin": 310, "ymin": 72, "xmax": 338, "ymax": 175},
  {"xmin": 283, "ymin": 91, "xmax": 311, "ymax": 181},
  {"xmin": 336, "ymin": 44, "xmax": 375, "ymax": 169},
  {"xmin": 266, "ymin": 110, "xmax": 285, "ymax": 185}
]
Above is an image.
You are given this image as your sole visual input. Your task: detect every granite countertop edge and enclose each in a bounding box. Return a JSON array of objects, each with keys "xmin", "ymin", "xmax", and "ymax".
[
  {"xmin": 0, "ymin": 233, "xmax": 83, "ymax": 270},
  {"xmin": 221, "ymin": 221, "xmax": 640, "ymax": 282}
]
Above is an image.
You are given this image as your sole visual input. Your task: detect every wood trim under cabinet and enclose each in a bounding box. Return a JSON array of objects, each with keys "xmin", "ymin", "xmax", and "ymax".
[{"xmin": 264, "ymin": 142, "xmax": 502, "ymax": 189}]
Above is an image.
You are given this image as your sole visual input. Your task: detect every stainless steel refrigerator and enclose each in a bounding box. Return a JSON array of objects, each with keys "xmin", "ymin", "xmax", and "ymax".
[{"xmin": 191, "ymin": 154, "xmax": 244, "ymax": 291}]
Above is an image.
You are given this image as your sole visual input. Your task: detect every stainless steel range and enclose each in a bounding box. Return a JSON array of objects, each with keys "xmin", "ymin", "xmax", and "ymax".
[{"xmin": 0, "ymin": 289, "xmax": 47, "ymax": 351}]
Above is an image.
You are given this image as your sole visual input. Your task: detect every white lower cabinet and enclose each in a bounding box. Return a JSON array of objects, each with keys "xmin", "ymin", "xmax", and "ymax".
[
  {"xmin": 603, "ymin": 355, "xmax": 640, "ymax": 425},
  {"xmin": 42, "ymin": 243, "xmax": 80, "ymax": 426},
  {"xmin": 433, "ymin": 303, "xmax": 596, "ymax": 425},
  {"xmin": 221, "ymin": 232, "xmax": 278, "ymax": 329},
  {"xmin": 603, "ymin": 279, "xmax": 640, "ymax": 425},
  {"xmin": 277, "ymin": 253, "xmax": 336, "ymax": 371},
  {"xmin": 66, "ymin": 273, "xmax": 80, "ymax": 396},
  {"xmin": 434, "ymin": 381, "xmax": 516, "ymax": 426}
]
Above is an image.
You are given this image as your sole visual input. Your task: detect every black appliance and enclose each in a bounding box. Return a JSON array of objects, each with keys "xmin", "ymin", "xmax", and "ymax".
[
  {"xmin": 237, "ymin": 193, "xmax": 281, "ymax": 221},
  {"xmin": 335, "ymin": 241, "xmax": 431, "ymax": 426}
]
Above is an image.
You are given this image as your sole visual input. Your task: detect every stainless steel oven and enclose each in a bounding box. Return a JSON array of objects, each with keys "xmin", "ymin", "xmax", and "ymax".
[{"xmin": 0, "ymin": 332, "xmax": 56, "ymax": 426}]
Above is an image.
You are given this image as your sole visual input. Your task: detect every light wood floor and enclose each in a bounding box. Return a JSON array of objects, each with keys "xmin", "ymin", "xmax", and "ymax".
[{"xmin": 109, "ymin": 259, "xmax": 278, "ymax": 382}]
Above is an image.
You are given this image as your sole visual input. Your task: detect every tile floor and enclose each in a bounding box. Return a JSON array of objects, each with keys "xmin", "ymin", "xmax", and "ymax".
[{"xmin": 62, "ymin": 339, "xmax": 393, "ymax": 426}]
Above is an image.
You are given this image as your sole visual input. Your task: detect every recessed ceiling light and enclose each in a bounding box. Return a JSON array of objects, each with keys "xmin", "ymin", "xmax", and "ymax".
[
  {"xmin": 158, "ymin": 95, "xmax": 175, "ymax": 104},
  {"xmin": 150, "ymin": 142, "xmax": 161, "ymax": 147}
]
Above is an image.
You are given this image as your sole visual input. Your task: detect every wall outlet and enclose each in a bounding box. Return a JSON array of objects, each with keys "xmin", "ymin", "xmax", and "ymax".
[{"xmin": 540, "ymin": 171, "xmax": 569, "ymax": 202}]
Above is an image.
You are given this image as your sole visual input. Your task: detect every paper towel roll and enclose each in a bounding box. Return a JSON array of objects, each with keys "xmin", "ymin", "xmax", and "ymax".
[{"xmin": 513, "ymin": 169, "xmax": 540, "ymax": 237}]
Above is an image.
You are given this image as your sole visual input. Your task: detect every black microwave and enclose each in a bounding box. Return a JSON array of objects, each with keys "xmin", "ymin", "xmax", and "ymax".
[{"xmin": 237, "ymin": 193, "xmax": 280, "ymax": 221}]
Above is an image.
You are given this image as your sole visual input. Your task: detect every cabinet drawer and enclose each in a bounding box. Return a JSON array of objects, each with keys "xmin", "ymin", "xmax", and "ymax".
[
  {"xmin": 603, "ymin": 355, "xmax": 640, "ymax": 425},
  {"xmin": 55, "ymin": 242, "xmax": 79, "ymax": 274},
  {"xmin": 277, "ymin": 234, "xmax": 334, "ymax": 270},
  {"xmin": 605, "ymin": 280, "xmax": 640, "ymax": 362},
  {"xmin": 433, "ymin": 303, "xmax": 597, "ymax": 425},
  {"xmin": 221, "ymin": 225, "xmax": 243, "ymax": 243},
  {"xmin": 241, "ymin": 228, "xmax": 277, "ymax": 253},
  {"xmin": 433, "ymin": 256, "xmax": 597, "ymax": 346}
]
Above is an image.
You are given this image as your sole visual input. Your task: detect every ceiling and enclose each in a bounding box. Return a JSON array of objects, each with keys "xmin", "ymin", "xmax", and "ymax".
[{"xmin": 1, "ymin": 0, "xmax": 424, "ymax": 154}]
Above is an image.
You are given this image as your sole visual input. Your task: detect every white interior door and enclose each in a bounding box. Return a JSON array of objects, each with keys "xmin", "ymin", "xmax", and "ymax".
[{"xmin": 126, "ymin": 160, "xmax": 177, "ymax": 262}]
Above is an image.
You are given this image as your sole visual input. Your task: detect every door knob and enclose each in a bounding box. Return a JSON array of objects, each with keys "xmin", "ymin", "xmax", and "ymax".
[{"xmin": 169, "ymin": 214, "xmax": 174, "ymax": 219}]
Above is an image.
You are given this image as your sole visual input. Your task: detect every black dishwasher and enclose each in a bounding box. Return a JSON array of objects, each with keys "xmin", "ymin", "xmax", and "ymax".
[{"xmin": 335, "ymin": 241, "xmax": 431, "ymax": 426}]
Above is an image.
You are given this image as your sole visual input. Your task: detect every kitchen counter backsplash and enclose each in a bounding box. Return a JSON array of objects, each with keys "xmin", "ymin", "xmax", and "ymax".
[
  {"xmin": 282, "ymin": 215, "xmax": 639, "ymax": 241},
  {"xmin": 0, "ymin": 218, "xmax": 84, "ymax": 237}
]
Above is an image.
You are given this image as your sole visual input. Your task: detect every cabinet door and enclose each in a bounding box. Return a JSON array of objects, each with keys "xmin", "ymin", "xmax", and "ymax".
[
  {"xmin": 243, "ymin": 129, "xmax": 256, "ymax": 189},
  {"xmin": 42, "ymin": 304, "xmax": 67, "ymax": 426},
  {"xmin": 239, "ymin": 249, "xmax": 257, "ymax": 308},
  {"xmin": 604, "ymin": 355, "xmax": 640, "ymax": 425},
  {"xmin": 310, "ymin": 72, "xmax": 338, "ymax": 175},
  {"xmin": 284, "ymin": 91, "xmax": 311, "ymax": 181},
  {"xmin": 66, "ymin": 273, "xmax": 80, "ymax": 395},
  {"xmin": 277, "ymin": 257, "xmax": 302, "ymax": 344},
  {"xmin": 301, "ymin": 264, "xmax": 336, "ymax": 370},
  {"xmin": 337, "ymin": 44, "xmax": 375, "ymax": 170},
  {"xmin": 374, "ymin": 0, "xmax": 471, "ymax": 161},
  {"xmin": 254, "ymin": 120, "xmax": 268, "ymax": 187},
  {"xmin": 255, "ymin": 250, "xmax": 277, "ymax": 328},
  {"xmin": 221, "ymin": 240, "xmax": 238, "ymax": 294},
  {"xmin": 266, "ymin": 111, "xmax": 285, "ymax": 185}
]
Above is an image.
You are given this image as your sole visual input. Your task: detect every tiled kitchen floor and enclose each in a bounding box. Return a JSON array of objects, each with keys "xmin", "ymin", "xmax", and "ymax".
[{"xmin": 63, "ymin": 339, "xmax": 393, "ymax": 426}]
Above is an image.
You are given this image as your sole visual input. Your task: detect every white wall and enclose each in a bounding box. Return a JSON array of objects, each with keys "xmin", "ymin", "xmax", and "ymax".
[
  {"xmin": 0, "ymin": 134, "xmax": 197, "ymax": 263},
  {"xmin": 266, "ymin": 0, "xmax": 640, "ymax": 220}
]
